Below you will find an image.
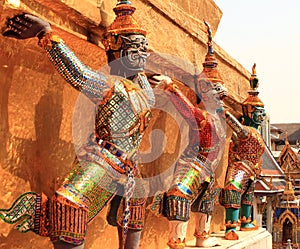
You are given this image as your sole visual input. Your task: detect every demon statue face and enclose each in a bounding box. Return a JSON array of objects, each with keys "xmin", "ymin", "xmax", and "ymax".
[
  {"xmin": 101, "ymin": 1, "xmax": 148, "ymax": 76},
  {"xmin": 120, "ymin": 34, "xmax": 149, "ymax": 71},
  {"xmin": 251, "ymin": 106, "xmax": 266, "ymax": 125},
  {"xmin": 196, "ymin": 79, "xmax": 228, "ymax": 112}
]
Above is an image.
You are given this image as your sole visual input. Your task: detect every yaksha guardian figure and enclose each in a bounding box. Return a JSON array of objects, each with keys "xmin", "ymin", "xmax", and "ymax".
[
  {"xmin": 221, "ymin": 64, "xmax": 266, "ymax": 240},
  {"xmin": 150, "ymin": 21, "xmax": 228, "ymax": 249},
  {"xmin": 0, "ymin": 1, "xmax": 156, "ymax": 248}
]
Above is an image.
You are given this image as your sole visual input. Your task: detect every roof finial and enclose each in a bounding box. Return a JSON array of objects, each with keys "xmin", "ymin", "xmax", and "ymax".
[{"xmin": 285, "ymin": 132, "xmax": 289, "ymax": 145}]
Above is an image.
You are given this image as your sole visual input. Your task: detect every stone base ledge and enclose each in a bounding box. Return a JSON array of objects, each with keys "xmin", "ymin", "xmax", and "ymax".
[{"xmin": 167, "ymin": 228, "xmax": 272, "ymax": 249}]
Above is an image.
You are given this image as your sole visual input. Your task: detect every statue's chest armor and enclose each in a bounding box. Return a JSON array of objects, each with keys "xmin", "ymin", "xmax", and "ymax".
[
  {"xmin": 236, "ymin": 129, "xmax": 265, "ymax": 164},
  {"xmin": 95, "ymin": 81, "xmax": 151, "ymax": 149},
  {"xmin": 96, "ymin": 92, "xmax": 139, "ymax": 134}
]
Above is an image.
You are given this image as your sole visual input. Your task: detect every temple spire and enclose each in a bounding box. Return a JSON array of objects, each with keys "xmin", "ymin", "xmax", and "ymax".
[{"xmin": 285, "ymin": 132, "xmax": 290, "ymax": 145}]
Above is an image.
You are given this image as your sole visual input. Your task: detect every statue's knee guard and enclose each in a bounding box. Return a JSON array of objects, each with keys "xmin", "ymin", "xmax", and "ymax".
[
  {"xmin": 241, "ymin": 192, "xmax": 254, "ymax": 206},
  {"xmin": 221, "ymin": 161, "xmax": 254, "ymax": 209},
  {"xmin": 49, "ymin": 194, "xmax": 88, "ymax": 245},
  {"xmin": 220, "ymin": 189, "xmax": 241, "ymax": 209},
  {"xmin": 117, "ymin": 197, "xmax": 147, "ymax": 230},
  {"xmin": 165, "ymin": 194, "xmax": 191, "ymax": 221},
  {"xmin": 191, "ymin": 182, "xmax": 220, "ymax": 214},
  {"xmin": 241, "ymin": 180, "xmax": 255, "ymax": 206}
]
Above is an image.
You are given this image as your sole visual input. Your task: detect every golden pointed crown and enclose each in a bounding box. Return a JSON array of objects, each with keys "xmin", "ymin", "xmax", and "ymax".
[
  {"xmin": 102, "ymin": 0, "xmax": 146, "ymax": 51},
  {"xmin": 243, "ymin": 64, "xmax": 264, "ymax": 107},
  {"xmin": 197, "ymin": 20, "xmax": 224, "ymax": 84}
]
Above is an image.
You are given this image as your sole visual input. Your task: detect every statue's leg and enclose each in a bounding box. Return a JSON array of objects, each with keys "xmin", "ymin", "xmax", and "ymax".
[
  {"xmin": 167, "ymin": 220, "xmax": 188, "ymax": 249},
  {"xmin": 107, "ymin": 184, "xmax": 124, "ymax": 226},
  {"xmin": 164, "ymin": 187, "xmax": 190, "ymax": 248},
  {"xmin": 222, "ymin": 187, "xmax": 241, "ymax": 240},
  {"xmin": 0, "ymin": 191, "xmax": 88, "ymax": 248},
  {"xmin": 221, "ymin": 161, "xmax": 254, "ymax": 240},
  {"xmin": 194, "ymin": 213, "xmax": 221, "ymax": 247},
  {"xmin": 147, "ymin": 191, "xmax": 188, "ymax": 249},
  {"xmin": 165, "ymin": 183, "xmax": 208, "ymax": 248},
  {"xmin": 240, "ymin": 180, "xmax": 257, "ymax": 231},
  {"xmin": 221, "ymin": 164, "xmax": 242, "ymax": 240},
  {"xmin": 224, "ymin": 207, "xmax": 239, "ymax": 240},
  {"xmin": 0, "ymin": 186, "xmax": 87, "ymax": 247},
  {"xmin": 50, "ymin": 158, "xmax": 117, "ymax": 246},
  {"xmin": 191, "ymin": 183, "xmax": 221, "ymax": 247},
  {"xmin": 164, "ymin": 158, "xmax": 211, "ymax": 249},
  {"xmin": 0, "ymin": 153, "xmax": 120, "ymax": 246},
  {"xmin": 118, "ymin": 226, "xmax": 142, "ymax": 249},
  {"xmin": 116, "ymin": 173, "xmax": 148, "ymax": 249},
  {"xmin": 48, "ymin": 193, "xmax": 88, "ymax": 245}
]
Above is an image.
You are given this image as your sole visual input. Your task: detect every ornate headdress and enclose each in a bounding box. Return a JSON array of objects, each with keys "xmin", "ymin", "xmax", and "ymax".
[
  {"xmin": 242, "ymin": 64, "xmax": 264, "ymax": 108},
  {"xmin": 197, "ymin": 20, "xmax": 224, "ymax": 84},
  {"xmin": 242, "ymin": 63, "xmax": 264, "ymax": 119},
  {"xmin": 102, "ymin": 0, "xmax": 146, "ymax": 51}
]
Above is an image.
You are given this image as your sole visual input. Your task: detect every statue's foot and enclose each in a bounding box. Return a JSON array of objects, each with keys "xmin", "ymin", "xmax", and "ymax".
[
  {"xmin": 167, "ymin": 238, "xmax": 186, "ymax": 249},
  {"xmin": 0, "ymin": 192, "xmax": 40, "ymax": 232},
  {"xmin": 196, "ymin": 236, "xmax": 220, "ymax": 247},
  {"xmin": 0, "ymin": 192, "xmax": 49, "ymax": 236},
  {"xmin": 240, "ymin": 220, "xmax": 258, "ymax": 231},
  {"xmin": 224, "ymin": 230, "xmax": 239, "ymax": 240}
]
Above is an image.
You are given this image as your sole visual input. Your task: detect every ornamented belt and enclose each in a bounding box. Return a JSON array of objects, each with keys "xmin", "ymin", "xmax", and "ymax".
[
  {"xmin": 98, "ymin": 139, "xmax": 129, "ymax": 161},
  {"xmin": 183, "ymin": 146, "xmax": 212, "ymax": 169},
  {"xmin": 195, "ymin": 154, "xmax": 212, "ymax": 170},
  {"xmin": 96, "ymin": 139, "xmax": 138, "ymax": 236},
  {"xmin": 97, "ymin": 139, "xmax": 135, "ymax": 174}
]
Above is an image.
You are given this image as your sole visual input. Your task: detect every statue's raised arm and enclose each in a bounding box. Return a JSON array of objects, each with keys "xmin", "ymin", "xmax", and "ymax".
[{"xmin": 3, "ymin": 13, "xmax": 109, "ymax": 99}]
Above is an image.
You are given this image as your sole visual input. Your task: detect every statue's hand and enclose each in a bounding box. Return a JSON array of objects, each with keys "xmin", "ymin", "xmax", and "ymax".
[
  {"xmin": 2, "ymin": 13, "xmax": 51, "ymax": 39},
  {"xmin": 164, "ymin": 83, "xmax": 178, "ymax": 95},
  {"xmin": 149, "ymin": 74, "xmax": 172, "ymax": 90}
]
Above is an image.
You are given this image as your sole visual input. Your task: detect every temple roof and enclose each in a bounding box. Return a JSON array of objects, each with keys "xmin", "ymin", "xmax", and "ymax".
[
  {"xmin": 272, "ymin": 123, "xmax": 300, "ymax": 145},
  {"xmin": 277, "ymin": 135, "xmax": 300, "ymax": 172},
  {"xmin": 261, "ymin": 145, "xmax": 285, "ymax": 177},
  {"xmin": 255, "ymin": 179, "xmax": 285, "ymax": 195},
  {"xmin": 255, "ymin": 139, "xmax": 285, "ymax": 195}
]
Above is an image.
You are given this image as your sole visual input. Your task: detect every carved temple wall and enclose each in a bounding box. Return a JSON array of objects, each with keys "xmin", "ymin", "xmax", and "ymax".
[{"xmin": 0, "ymin": 0, "xmax": 253, "ymax": 248}]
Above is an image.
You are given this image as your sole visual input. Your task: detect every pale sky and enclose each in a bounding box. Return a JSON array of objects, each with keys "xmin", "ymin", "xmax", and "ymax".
[{"xmin": 213, "ymin": 0, "xmax": 300, "ymax": 124}]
